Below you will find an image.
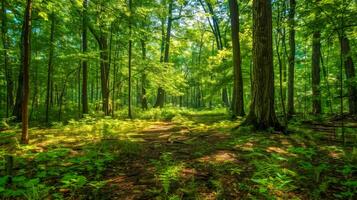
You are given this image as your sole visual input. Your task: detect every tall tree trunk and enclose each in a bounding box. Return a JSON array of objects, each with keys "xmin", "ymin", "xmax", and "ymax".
[
  {"xmin": 21, "ymin": 0, "xmax": 32, "ymax": 144},
  {"xmin": 287, "ymin": 0, "xmax": 296, "ymax": 117},
  {"xmin": 1, "ymin": 0, "xmax": 14, "ymax": 117},
  {"xmin": 243, "ymin": 0, "xmax": 281, "ymax": 130},
  {"xmin": 275, "ymin": 2, "xmax": 287, "ymax": 125},
  {"xmin": 154, "ymin": 0, "xmax": 173, "ymax": 108},
  {"xmin": 99, "ymin": 36, "xmax": 110, "ymax": 115},
  {"xmin": 12, "ymin": 56, "xmax": 24, "ymax": 121},
  {"xmin": 339, "ymin": 34, "xmax": 357, "ymax": 114},
  {"xmin": 45, "ymin": 14, "xmax": 55, "ymax": 124},
  {"xmin": 82, "ymin": 0, "xmax": 89, "ymax": 115},
  {"xmin": 229, "ymin": 0, "xmax": 245, "ymax": 117},
  {"xmin": 312, "ymin": 31, "xmax": 322, "ymax": 114},
  {"xmin": 141, "ymin": 40, "xmax": 148, "ymax": 110},
  {"xmin": 128, "ymin": 0, "xmax": 133, "ymax": 118}
]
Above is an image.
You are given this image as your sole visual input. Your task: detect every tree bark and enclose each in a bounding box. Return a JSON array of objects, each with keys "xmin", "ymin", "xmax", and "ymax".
[
  {"xmin": 287, "ymin": 0, "xmax": 296, "ymax": 117},
  {"xmin": 340, "ymin": 34, "xmax": 357, "ymax": 114},
  {"xmin": 312, "ymin": 31, "xmax": 322, "ymax": 114},
  {"xmin": 243, "ymin": 0, "xmax": 281, "ymax": 130},
  {"xmin": 21, "ymin": 0, "xmax": 32, "ymax": 144},
  {"xmin": 229, "ymin": 0, "xmax": 245, "ymax": 117},
  {"xmin": 82, "ymin": 0, "xmax": 88, "ymax": 115},
  {"xmin": 45, "ymin": 14, "xmax": 55, "ymax": 124},
  {"xmin": 128, "ymin": 0, "xmax": 133, "ymax": 118},
  {"xmin": 99, "ymin": 36, "xmax": 110, "ymax": 115},
  {"xmin": 1, "ymin": 0, "xmax": 14, "ymax": 117},
  {"xmin": 141, "ymin": 40, "xmax": 148, "ymax": 110}
]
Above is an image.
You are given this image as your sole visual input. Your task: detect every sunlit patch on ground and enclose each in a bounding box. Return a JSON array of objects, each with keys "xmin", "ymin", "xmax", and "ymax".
[
  {"xmin": 235, "ymin": 141, "xmax": 255, "ymax": 151},
  {"xmin": 197, "ymin": 150, "xmax": 238, "ymax": 164},
  {"xmin": 266, "ymin": 146, "xmax": 297, "ymax": 157}
]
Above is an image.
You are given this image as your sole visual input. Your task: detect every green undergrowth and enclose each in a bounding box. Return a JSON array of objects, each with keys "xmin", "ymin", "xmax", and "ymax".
[{"xmin": 0, "ymin": 109, "xmax": 356, "ymax": 199}]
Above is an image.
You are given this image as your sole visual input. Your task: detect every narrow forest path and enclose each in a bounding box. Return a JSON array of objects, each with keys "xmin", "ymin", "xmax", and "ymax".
[{"xmin": 100, "ymin": 115, "xmax": 239, "ymax": 199}]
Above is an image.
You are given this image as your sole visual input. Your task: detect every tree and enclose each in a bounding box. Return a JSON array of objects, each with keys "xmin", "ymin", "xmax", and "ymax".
[
  {"xmin": 287, "ymin": 0, "xmax": 296, "ymax": 118},
  {"xmin": 141, "ymin": 40, "xmax": 148, "ymax": 110},
  {"xmin": 21, "ymin": 0, "xmax": 33, "ymax": 144},
  {"xmin": 82, "ymin": 0, "xmax": 88, "ymax": 115},
  {"xmin": 199, "ymin": 0, "xmax": 230, "ymax": 107},
  {"xmin": 339, "ymin": 34, "xmax": 357, "ymax": 115},
  {"xmin": 45, "ymin": 13, "xmax": 56, "ymax": 124},
  {"xmin": 243, "ymin": 0, "xmax": 281, "ymax": 130},
  {"xmin": 311, "ymin": 19, "xmax": 322, "ymax": 114},
  {"xmin": 229, "ymin": 0, "xmax": 244, "ymax": 117},
  {"xmin": 1, "ymin": 0, "xmax": 14, "ymax": 117},
  {"xmin": 128, "ymin": 0, "xmax": 133, "ymax": 118},
  {"xmin": 154, "ymin": 0, "xmax": 173, "ymax": 108}
]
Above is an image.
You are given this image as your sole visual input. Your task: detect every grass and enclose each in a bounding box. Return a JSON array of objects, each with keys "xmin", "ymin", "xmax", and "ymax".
[{"xmin": 0, "ymin": 108, "xmax": 356, "ymax": 199}]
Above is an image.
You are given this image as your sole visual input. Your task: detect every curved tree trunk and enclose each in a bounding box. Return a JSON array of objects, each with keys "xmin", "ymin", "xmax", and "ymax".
[{"xmin": 243, "ymin": 0, "xmax": 281, "ymax": 130}]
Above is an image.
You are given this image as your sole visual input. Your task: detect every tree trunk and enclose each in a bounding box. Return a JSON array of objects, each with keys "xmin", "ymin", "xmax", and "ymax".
[
  {"xmin": 128, "ymin": 0, "xmax": 133, "ymax": 118},
  {"xmin": 13, "ymin": 59, "xmax": 24, "ymax": 121},
  {"xmin": 82, "ymin": 0, "xmax": 88, "ymax": 115},
  {"xmin": 45, "ymin": 14, "xmax": 55, "ymax": 124},
  {"xmin": 1, "ymin": 0, "xmax": 14, "ymax": 117},
  {"xmin": 99, "ymin": 36, "xmax": 110, "ymax": 115},
  {"xmin": 21, "ymin": 0, "xmax": 32, "ymax": 144},
  {"xmin": 340, "ymin": 34, "xmax": 357, "ymax": 114},
  {"xmin": 287, "ymin": 0, "xmax": 296, "ymax": 117},
  {"xmin": 312, "ymin": 31, "xmax": 322, "ymax": 114},
  {"xmin": 222, "ymin": 88, "xmax": 229, "ymax": 107},
  {"xmin": 141, "ymin": 40, "xmax": 148, "ymax": 110},
  {"xmin": 229, "ymin": 0, "xmax": 245, "ymax": 117},
  {"xmin": 243, "ymin": 0, "xmax": 281, "ymax": 130},
  {"xmin": 154, "ymin": 0, "xmax": 173, "ymax": 108}
]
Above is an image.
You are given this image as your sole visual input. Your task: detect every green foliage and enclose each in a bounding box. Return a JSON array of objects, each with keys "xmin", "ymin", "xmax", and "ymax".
[{"xmin": 152, "ymin": 152, "xmax": 183, "ymax": 195}]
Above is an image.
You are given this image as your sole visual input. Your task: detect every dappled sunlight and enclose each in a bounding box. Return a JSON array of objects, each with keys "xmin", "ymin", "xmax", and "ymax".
[
  {"xmin": 197, "ymin": 150, "xmax": 238, "ymax": 164},
  {"xmin": 266, "ymin": 146, "xmax": 297, "ymax": 157},
  {"xmin": 235, "ymin": 142, "xmax": 255, "ymax": 151}
]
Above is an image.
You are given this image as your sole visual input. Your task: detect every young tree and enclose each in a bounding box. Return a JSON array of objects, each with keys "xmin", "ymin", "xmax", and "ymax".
[
  {"xmin": 243, "ymin": 0, "xmax": 281, "ymax": 130},
  {"xmin": 21, "ymin": 0, "xmax": 33, "ymax": 144},
  {"xmin": 229, "ymin": 0, "xmax": 244, "ymax": 117}
]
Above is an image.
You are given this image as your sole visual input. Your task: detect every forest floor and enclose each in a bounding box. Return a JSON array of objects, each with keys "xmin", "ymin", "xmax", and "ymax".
[{"xmin": 0, "ymin": 109, "xmax": 357, "ymax": 199}]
